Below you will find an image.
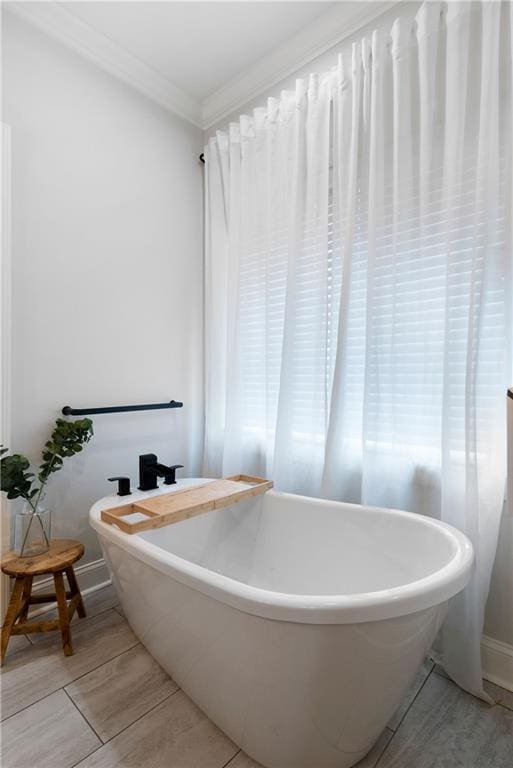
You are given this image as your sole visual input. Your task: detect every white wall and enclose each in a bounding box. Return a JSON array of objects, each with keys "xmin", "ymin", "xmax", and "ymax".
[
  {"xmin": 2, "ymin": 12, "xmax": 204, "ymax": 567},
  {"xmin": 203, "ymin": 0, "xmax": 513, "ymax": 656},
  {"xmin": 485, "ymin": 397, "xmax": 513, "ymax": 647},
  {"xmin": 486, "ymin": 506, "xmax": 513, "ymax": 646}
]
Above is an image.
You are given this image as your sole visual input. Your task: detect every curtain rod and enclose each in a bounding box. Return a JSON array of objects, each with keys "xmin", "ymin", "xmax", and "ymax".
[{"xmin": 62, "ymin": 400, "xmax": 183, "ymax": 416}]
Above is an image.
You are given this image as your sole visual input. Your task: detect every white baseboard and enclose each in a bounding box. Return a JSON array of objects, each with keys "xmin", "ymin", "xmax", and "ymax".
[{"xmin": 482, "ymin": 635, "xmax": 513, "ymax": 693}]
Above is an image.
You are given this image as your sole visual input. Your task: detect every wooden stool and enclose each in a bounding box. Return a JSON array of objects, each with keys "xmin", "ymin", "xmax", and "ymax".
[{"xmin": 1, "ymin": 539, "xmax": 86, "ymax": 662}]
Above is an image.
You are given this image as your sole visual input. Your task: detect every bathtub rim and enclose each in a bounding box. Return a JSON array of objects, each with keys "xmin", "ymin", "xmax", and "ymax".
[{"xmin": 89, "ymin": 479, "xmax": 474, "ymax": 625}]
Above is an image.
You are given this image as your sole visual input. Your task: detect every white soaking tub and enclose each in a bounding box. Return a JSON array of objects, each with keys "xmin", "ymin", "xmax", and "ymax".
[{"xmin": 90, "ymin": 478, "xmax": 473, "ymax": 768}]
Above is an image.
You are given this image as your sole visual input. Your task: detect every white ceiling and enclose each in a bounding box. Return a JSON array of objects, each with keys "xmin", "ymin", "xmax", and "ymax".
[
  {"xmin": 10, "ymin": 1, "xmax": 396, "ymax": 128},
  {"xmin": 61, "ymin": 2, "xmax": 337, "ymax": 103}
]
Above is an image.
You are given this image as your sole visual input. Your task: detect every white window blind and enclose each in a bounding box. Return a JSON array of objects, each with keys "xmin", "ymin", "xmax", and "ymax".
[{"xmin": 236, "ymin": 143, "xmax": 506, "ymax": 465}]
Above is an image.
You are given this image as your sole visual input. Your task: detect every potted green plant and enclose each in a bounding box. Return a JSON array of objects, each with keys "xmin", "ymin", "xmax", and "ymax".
[{"xmin": 1, "ymin": 418, "xmax": 93, "ymax": 557}]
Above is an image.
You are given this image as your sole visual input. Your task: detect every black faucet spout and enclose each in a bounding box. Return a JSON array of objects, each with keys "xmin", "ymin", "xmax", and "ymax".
[{"xmin": 138, "ymin": 453, "xmax": 184, "ymax": 490}]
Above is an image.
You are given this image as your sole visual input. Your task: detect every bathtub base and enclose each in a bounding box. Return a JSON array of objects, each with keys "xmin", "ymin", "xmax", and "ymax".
[{"xmin": 101, "ymin": 537, "xmax": 447, "ymax": 768}]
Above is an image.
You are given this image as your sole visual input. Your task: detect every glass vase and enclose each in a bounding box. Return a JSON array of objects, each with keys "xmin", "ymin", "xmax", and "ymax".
[{"xmin": 14, "ymin": 500, "xmax": 51, "ymax": 557}]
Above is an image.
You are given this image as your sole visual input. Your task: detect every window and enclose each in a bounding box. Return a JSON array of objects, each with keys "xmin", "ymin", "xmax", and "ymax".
[{"xmin": 235, "ymin": 140, "xmax": 507, "ymax": 467}]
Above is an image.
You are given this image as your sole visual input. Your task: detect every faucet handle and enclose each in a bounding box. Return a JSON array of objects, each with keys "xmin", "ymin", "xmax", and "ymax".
[
  {"xmin": 163, "ymin": 464, "xmax": 184, "ymax": 485},
  {"xmin": 108, "ymin": 476, "xmax": 132, "ymax": 496}
]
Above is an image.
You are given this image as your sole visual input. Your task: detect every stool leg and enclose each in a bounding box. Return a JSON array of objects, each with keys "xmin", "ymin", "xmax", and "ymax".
[
  {"xmin": 65, "ymin": 566, "xmax": 86, "ymax": 619},
  {"xmin": 1, "ymin": 577, "xmax": 25, "ymax": 663},
  {"xmin": 19, "ymin": 575, "xmax": 33, "ymax": 621},
  {"xmin": 54, "ymin": 572, "xmax": 73, "ymax": 656}
]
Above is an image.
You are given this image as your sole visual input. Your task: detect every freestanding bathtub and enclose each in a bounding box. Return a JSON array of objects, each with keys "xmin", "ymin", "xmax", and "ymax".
[{"xmin": 90, "ymin": 478, "xmax": 473, "ymax": 768}]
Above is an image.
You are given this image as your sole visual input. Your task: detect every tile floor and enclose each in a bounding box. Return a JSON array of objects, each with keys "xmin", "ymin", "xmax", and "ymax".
[{"xmin": 1, "ymin": 584, "xmax": 512, "ymax": 768}]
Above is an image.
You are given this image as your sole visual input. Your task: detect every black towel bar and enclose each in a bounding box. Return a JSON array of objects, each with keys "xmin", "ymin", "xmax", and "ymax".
[{"xmin": 62, "ymin": 400, "xmax": 183, "ymax": 416}]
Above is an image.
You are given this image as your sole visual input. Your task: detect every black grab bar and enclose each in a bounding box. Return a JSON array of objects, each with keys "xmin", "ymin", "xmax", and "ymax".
[{"xmin": 62, "ymin": 400, "xmax": 183, "ymax": 416}]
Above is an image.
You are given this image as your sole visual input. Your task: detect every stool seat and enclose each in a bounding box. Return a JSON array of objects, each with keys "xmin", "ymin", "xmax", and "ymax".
[
  {"xmin": 1, "ymin": 539, "xmax": 84, "ymax": 577},
  {"xmin": 1, "ymin": 538, "xmax": 86, "ymax": 662}
]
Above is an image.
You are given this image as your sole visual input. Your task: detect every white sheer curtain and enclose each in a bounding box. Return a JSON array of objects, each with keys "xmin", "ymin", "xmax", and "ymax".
[{"xmin": 204, "ymin": 0, "xmax": 512, "ymax": 701}]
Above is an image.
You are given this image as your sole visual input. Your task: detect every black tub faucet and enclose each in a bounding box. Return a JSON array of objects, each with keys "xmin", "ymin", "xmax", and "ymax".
[{"xmin": 138, "ymin": 453, "xmax": 184, "ymax": 491}]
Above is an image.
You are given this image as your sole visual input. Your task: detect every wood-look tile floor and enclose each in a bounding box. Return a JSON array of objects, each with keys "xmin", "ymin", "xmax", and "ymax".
[{"xmin": 1, "ymin": 585, "xmax": 512, "ymax": 768}]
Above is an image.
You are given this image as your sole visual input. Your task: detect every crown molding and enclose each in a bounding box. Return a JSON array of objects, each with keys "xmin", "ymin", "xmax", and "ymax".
[
  {"xmin": 6, "ymin": 1, "xmax": 401, "ymax": 132},
  {"xmin": 5, "ymin": 1, "xmax": 204, "ymax": 128},
  {"xmin": 202, "ymin": 1, "xmax": 400, "ymax": 130}
]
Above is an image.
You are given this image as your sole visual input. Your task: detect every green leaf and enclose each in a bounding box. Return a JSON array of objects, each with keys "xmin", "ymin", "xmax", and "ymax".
[
  {"xmin": 2, "ymin": 418, "xmax": 93, "ymax": 504},
  {"xmin": 36, "ymin": 417, "xmax": 94, "ymax": 484},
  {"xmin": 1, "ymin": 453, "xmax": 36, "ymax": 502}
]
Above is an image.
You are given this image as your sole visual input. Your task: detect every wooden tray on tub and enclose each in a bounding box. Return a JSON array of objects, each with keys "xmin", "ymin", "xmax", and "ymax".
[{"xmin": 100, "ymin": 475, "xmax": 273, "ymax": 534}]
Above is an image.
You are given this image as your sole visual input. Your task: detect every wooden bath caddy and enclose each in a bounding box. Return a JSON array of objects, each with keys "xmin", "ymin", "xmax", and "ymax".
[{"xmin": 101, "ymin": 475, "xmax": 273, "ymax": 534}]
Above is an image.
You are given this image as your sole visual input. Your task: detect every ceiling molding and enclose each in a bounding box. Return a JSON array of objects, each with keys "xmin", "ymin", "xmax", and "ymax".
[
  {"xmin": 5, "ymin": 1, "xmax": 204, "ymax": 128},
  {"xmin": 6, "ymin": 1, "xmax": 401, "ymax": 132},
  {"xmin": 202, "ymin": 1, "xmax": 400, "ymax": 130}
]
